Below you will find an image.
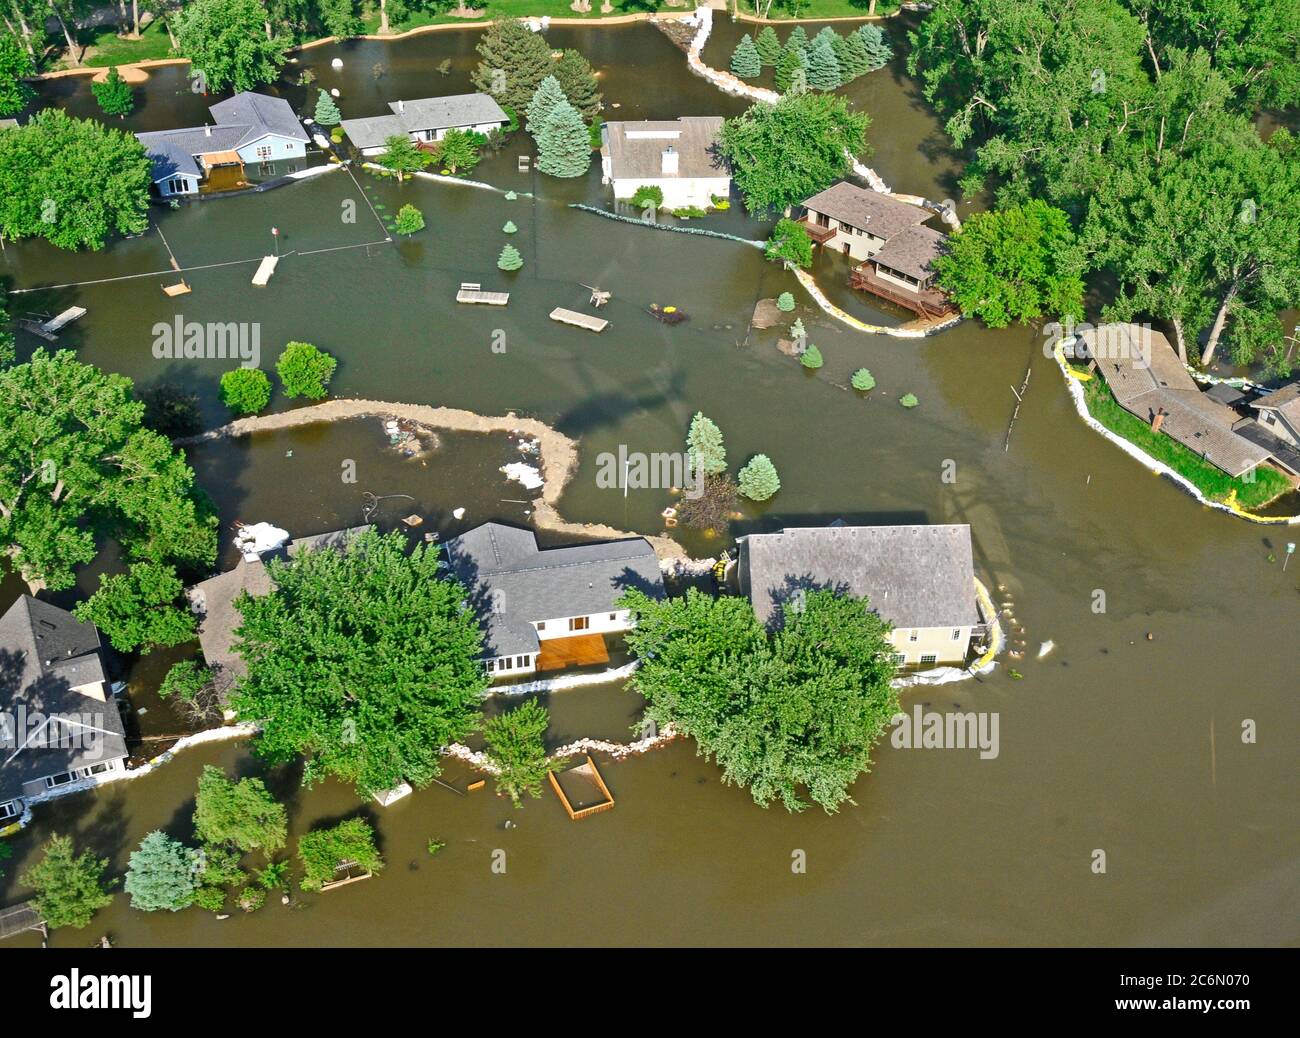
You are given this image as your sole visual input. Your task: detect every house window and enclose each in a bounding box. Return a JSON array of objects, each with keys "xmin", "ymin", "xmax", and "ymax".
[
  {"xmin": 499, "ymin": 657, "xmax": 513, "ymax": 671},
  {"xmin": 608, "ymin": 613, "xmax": 617, "ymax": 621},
  {"xmin": 569, "ymin": 617, "xmax": 589, "ymax": 632},
  {"xmin": 536, "ymin": 621, "xmax": 546, "ymax": 631},
  {"xmin": 952, "ymin": 629, "xmax": 963, "ymax": 640},
  {"xmin": 516, "ymin": 655, "xmax": 529, "ymax": 669},
  {"xmin": 0, "ymin": 799, "xmax": 19, "ymax": 820},
  {"xmin": 891, "ymin": 653, "xmax": 906, "ymax": 667},
  {"xmin": 81, "ymin": 761, "xmax": 116, "ymax": 777},
  {"xmin": 485, "ymin": 659, "xmax": 496, "ymax": 672},
  {"xmin": 257, "ymin": 145, "xmax": 272, "ymax": 160},
  {"xmin": 920, "ymin": 654, "xmax": 938, "ymax": 667},
  {"xmin": 908, "ymin": 630, "xmax": 918, "ymax": 643},
  {"xmin": 44, "ymin": 771, "xmax": 76, "ymax": 789}
]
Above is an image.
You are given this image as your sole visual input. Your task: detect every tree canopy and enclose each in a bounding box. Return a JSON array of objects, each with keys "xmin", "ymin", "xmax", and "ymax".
[
  {"xmin": 482, "ymin": 700, "xmax": 561, "ymax": 806},
  {"xmin": 194, "ymin": 765, "xmax": 288, "ymax": 854},
  {"xmin": 74, "ymin": 561, "xmax": 197, "ymax": 653},
  {"xmin": 21, "ymin": 835, "xmax": 115, "ymax": 930},
  {"xmin": 175, "ymin": 0, "xmax": 288, "ymax": 93},
  {"xmin": 124, "ymin": 831, "xmax": 199, "ymax": 912},
  {"xmin": 471, "ymin": 19, "xmax": 555, "ymax": 116}
]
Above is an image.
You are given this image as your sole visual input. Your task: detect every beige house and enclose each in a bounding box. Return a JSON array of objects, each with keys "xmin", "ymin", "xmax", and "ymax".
[
  {"xmin": 1249, "ymin": 382, "xmax": 1300, "ymax": 447},
  {"xmin": 600, "ymin": 117, "xmax": 731, "ymax": 210},
  {"xmin": 738, "ymin": 523, "xmax": 985, "ymax": 669},
  {"xmin": 796, "ymin": 181, "xmax": 931, "ymax": 261}
]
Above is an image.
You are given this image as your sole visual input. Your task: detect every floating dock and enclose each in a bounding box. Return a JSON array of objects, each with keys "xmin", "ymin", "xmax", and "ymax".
[
  {"xmin": 456, "ymin": 282, "xmax": 510, "ymax": 306},
  {"xmin": 162, "ymin": 281, "xmax": 191, "ymax": 297},
  {"xmin": 550, "ymin": 307, "xmax": 608, "ymax": 333},
  {"xmin": 251, "ymin": 255, "xmax": 279, "ymax": 286},
  {"xmin": 20, "ymin": 306, "xmax": 87, "ymax": 341}
]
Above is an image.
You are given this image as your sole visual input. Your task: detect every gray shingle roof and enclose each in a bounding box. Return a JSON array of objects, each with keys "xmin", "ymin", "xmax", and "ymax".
[
  {"xmin": 0, "ymin": 596, "xmax": 125, "ymax": 802},
  {"xmin": 340, "ymin": 92, "xmax": 508, "ymax": 150},
  {"xmin": 1252, "ymin": 381, "xmax": 1300, "ymax": 427},
  {"xmin": 801, "ymin": 181, "xmax": 930, "ymax": 239},
  {"xmin": 443, "ymin": 523, "xmax": 664, "ymax": 658},
  {"xmin": 741, "ymin": 524, "xmax": 980, "ymax": 630},
  {"xmin": 601, "ymin": 117, "xmax": 728, "ymax": 181},
  {"xmin": 870, "ymin": 223, "xmax": 948, "ymax": 280},
  {"xmin": 209, "ymin": 91, "xmax": 309, "ymax": 143}
]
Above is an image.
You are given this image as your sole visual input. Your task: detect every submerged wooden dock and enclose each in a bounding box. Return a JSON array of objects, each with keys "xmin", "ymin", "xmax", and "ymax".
[
  {"xmin": 550, "ymin": 307, "xmax": 608, "ymax": 333},
  {"xmin": 251, "ymin": 255, "xmax": 279, "ymax": 286},
  {"xmin": 456, "ymin": 282, "xmax": 510, "ymax": 306},
  {"xmin": 19, "ymin": 306, "xmax": 87, "ymax": 341}
]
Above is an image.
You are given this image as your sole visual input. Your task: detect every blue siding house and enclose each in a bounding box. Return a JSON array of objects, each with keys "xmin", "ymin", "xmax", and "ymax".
[{"xmin": 136, "ymin": 91, "xmax": 312, "ymax": 197}]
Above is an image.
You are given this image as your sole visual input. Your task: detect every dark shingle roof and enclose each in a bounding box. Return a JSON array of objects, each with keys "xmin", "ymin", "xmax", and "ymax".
[
  {"xmin": 601, "ymin": 118, "xmax": 728, "ymax": 181},
  {"xmin": 870, "ymin": 224, "xmax": 948, "ymax": 280},
  {"xmin": 0, "ymin": 596, "xmax": 125, "ymax": 802},
  {"xmin": 443, "ymin": 523, "xmax": 664, "ymax": 658},
  {"xmin": 801, "ymin": 181, "xmax": 930, "ymax": 239},
  {"xmin": 742, "ymin": 524, "xmax": 980, "ymax": 630}
]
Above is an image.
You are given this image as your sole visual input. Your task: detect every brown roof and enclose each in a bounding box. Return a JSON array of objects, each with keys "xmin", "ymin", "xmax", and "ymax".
[
  {"xmin": 1252, "ymin": 381, "xmax": 1300, "ymax": 426},
  {"xmin": 870, "ymin": 224, "xmax": 948, "ymax": 280},
  {"xmin": 1084, "ymin": 324, "xmax": 1274, "ymax": 477},
  {"xmin": 601, "ymin": 117, "xmax": 728, "ymax": 180},
  {"xmin": 801, "ymin": 181, "xmax": 930, "ymax": 239}
]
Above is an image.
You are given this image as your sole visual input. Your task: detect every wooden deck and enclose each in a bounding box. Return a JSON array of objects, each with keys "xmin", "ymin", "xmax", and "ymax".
[
  {"xmin": 456, "ymin": 282, "xmax": 510, "ymax": 306},
  {"xmin": 549, "ymin": 754, "xmax": 615, "ymax": 820},
  {"xmin": 849, "ymin": 264, "xmax": 957, "ymax": 318},
  {"xmin": 798, "ymin": 217, "xmax": 838, "ymax": 245},
  {"xmin": 0, "ymin": 902, "xmax": 44, "ymax": 941},
  {"xmin": 537, "ymin": 633, "xmax": 610, "ymax": 673},
  {"xmin": 550, "ymin": 307, "xmax": 608, "ymax": 332}
]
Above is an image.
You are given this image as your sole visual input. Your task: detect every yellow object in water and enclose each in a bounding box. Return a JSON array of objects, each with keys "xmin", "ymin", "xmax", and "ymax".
[{"xmin": 664, "ymin": 306, "xmax": 677, "ymax": 313}]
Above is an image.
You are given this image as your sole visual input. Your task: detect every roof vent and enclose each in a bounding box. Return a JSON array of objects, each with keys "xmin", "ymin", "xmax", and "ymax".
[{"xmin": 661, "ymin": 145, "xmax": 678, "ymax": 176}]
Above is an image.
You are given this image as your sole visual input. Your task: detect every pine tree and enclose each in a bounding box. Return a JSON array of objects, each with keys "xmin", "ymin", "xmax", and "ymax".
[
  {"xmin": 526, "ymin": 74, "xmax": 567, "ymax": 134},
  {"xmin": 498, "ymin": 243, "xmax": 524, "ymax": 270},
  {"xmin": 124, "ymin": 831, "xmax": 198, "ymax": 912},
  {"xmin": 314, "ymin": 89, "xmax": 341, "ymax": 126},
  {"xmin": 811, "ymin": 27, "xmax": 839, "ymax": 54},
  {"xmin": 800, "ymin": 343, "xmax": 824, "ymax": 369},
  {"xmin": 502, "ymin": 220, "xmax": 518, "ymax": 234},
  {"xmin": 806, "ymin": 41, "xmax": 842, "ymax": 91},
  {"xmin": 786, "ymin": 25, "xmax": 808, "ymax": 54},
  {"xmin": 92, "ymin": 67, "xmax": 134, "ymax": 119},
  {"xmin": 738, "ymin": 454, "xmax": 781, "ymax": 501},
  {"xmin": 774, "ymin": 46, "xmax": 804, "ymax": 93},
  {"xmin": 839, "ymin": 30, "xmax": 871, "ymax": 80},
  {"xmin": 471, "ymin": 18, "xmax": 556, "ymax": 114},
  {"xmin": 851, "ymin": 368, "xmax": 876, "ymax": 391},
  {"xmin": 730, "ymin": 34, "xmax": 761, "ymax": 79},
  {"xmin": 830, "ymin": 33, "xmax": 855, "ymax": 81},
  {"xmin": 686, "ymin": 412, "xmax": 727, "ymax": 476},
  {"xmin": 776, "ymin": 291, "xmax": 795, "ymax": 312},
  {"xmin": 857, "ymin": 24, "xmax": 892, "ymax": 71},
  {"xmin": 554, "ymin": 48, "xmax": 602, "ymax": 121},
  {"xmin": 755, "ymin": 25, "xmax": 781, "ymax": 66},
  {"xmin": 535, "ymin": 99, "xmax": 591, "ymax": 178}
]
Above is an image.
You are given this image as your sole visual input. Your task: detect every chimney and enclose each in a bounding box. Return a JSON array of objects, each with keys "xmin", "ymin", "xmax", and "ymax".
[
  {"xmin": 397, "ymin": 99, "xmax": 405, "ymax": 114},
  {"xmin": 204, "ymin": 124, "xmax": 211, "ymax": 137},
  {"xmin": 1151, "ymin": 408, "xmax": 1167, "ymax": 434},
  {"xmin": 661, "ymin": 145, "xmax": 678, "ymax": 176}
]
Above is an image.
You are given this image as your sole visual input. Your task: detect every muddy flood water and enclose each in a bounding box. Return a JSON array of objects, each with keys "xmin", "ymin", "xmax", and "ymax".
[{"xmin": 1, "ymin": 18, "xmax": 1296, "ymax": 947}]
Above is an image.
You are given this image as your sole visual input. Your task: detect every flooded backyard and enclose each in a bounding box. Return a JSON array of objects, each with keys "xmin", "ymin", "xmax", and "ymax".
[{"xmin": 0, "ymin": 18, "xmax": 1296, "ymax": 947}]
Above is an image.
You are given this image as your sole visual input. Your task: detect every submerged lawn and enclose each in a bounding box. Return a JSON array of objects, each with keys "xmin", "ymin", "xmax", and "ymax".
[{"xmin": 1082, "ymin": 377, "xmax": 1292, "ymax": 511}]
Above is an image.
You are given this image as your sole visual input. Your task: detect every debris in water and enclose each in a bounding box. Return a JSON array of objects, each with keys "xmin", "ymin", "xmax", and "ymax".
[
  {"xmin": 500, "ymin": 461, "xmax": 544, "ymax": 490},
  {"xmin": 1037, "ymin": 640, "xmax": 1055, "ymax": 659},
  {"xmin": 452, "ymin": 507, "xmax": 466, "ymax": 519}
]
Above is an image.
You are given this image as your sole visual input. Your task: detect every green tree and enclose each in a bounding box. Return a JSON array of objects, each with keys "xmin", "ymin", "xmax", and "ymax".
[
  {"xmin": 765, "ymin": 217, "xmax": 813, "ymax": 268},
  {"xmin": 731, "ymin": 34, "xmax": 761, "ymax": 79},
  {"xmin": 313, "ymin": 89, "xmax": 341, "ymax": 127},
  {"xmin": 316, "ymin": 0, "xmax": 363, "ymax": 38},
  {"xmin": 275, "ymin": 341, "xmax": 336, "ymax": 400},
  {"xmin": 482, "ymin": 700, "xmax": 562, "ymax": 806},
  {"xmin": 20, "ymin": 835, "xmax": 114, "ymax": 930},
  {"xmin": 219, "ymin": 367, "xmax": 272, "ymax": 414},
  {"xmin": 124, "ymin": 831, "xmax": 198, "ymax": 911},
  {"xmin": 91, "ymin": 67, "xmax": 134, "ymax": 119},
  {"xmin": 776, "ymin": 291, "xmax": 795, "ymax": 312},
  {"xmin": 394, "ymin": 202, "xmax": 425, "ymax": 235},
  {"xmin": 620, "ymin": 587, "xmax": 898, "ymax": 813},
  {"xmin": 471, "ymin": 18, "xmax": 555, "ymax": 115},
  {"xmin": 851, "ymin": 368, "xmax": 876, "ymax": 391},
  {"xmin": 502, "ymin": 220, "xmax": 518, "ymax": 234},
  {"xmin": 738, "ymin": 454, "xmax": 781, "ymax": 501},
  {"xmin": 525, "ymin": 74, "xmax": 567, "ymax": 133},
  {"xmin": 631, "ymin": 184, "xmax": 663, "ymax": 210},
  {"xmin": 139, "ymin": 383, "xmax": 201, "ymax": 438},
  {"xmin": 0, "ymin": 32, "xmax": 35, "ymax": 116},
  {"xmin": 497, "ymin": 243, "xmax": 524, "ymax": 271},
  {"xmin": 0, "ymin": 110, "xmax": 151, "ymax": 250},
  {"xmin": 0, "ymin": 292, "xmax": 14, "ymax": 367},
  {"xmin": 535, "ymin": 99, "xmax": 591, "ymax": 178},
  {"xmin": 755, "ymin": 25, "xmax": 782, "ymax": 66},
  {"xmin": 435, "ymin": 128, "xmax": 480, "ymax": 173},
  {"xmin": 806, "ymin": 40, "xmax": 842, "ymax": 91},
  {"xmin": 298, "ymin": 818, "xmax": 383, "ymax": 891},
  {"xmin": 230, "ymin": 530, "xmax": 487, "ymax": 797},
  {"xmin": 376, "ymin": 133, "xmax": 431, "ymax": 181},
  {"xmin": 686, "ymin": 411, "xmax": 727, "ymax": 476},
  {"xmin": 554, "ymin": 48, "xmax": 602, "ymax": 121},
  {"xmin": 158, "ymin": 659, "xmax": 221, "ymax": 723},
  {"xmin": 194, "ymin": 765, "xmax": 287, "ymax": 854},
  {"xmin": 175, "ymin": 0, "xmax": 287, "ymax": 93},
  {"xmin": 839, "ymin": 29, "xmax": 871, "ymax": 80},
  {"xmin": 786, "ymin": 25, "xmax": 809, "ymax": 53},
  {"xmin": 717, "ymin": 92, "xmax": 869, "ymax": 215},
  {"xmin": 935, "ymin": 199, "xmax": 1085, "ymax": 328},
  {"xmin": 856, "ymin": 23, "xmax": 892, "ymax": 71},
  {"xmin": 774, "ymin": 46, "xmax": 804, "ymax": 93},
  {"xmin": 0, "ymin": 350, "xmax": 217, "ymax": 591},
  {"xmin": 74, "ymin": 561, "xmax": 196, "ymax": 653},
  {"xmin": 799, "ymin": 343, "xmax": 824, "ymax": 369}
]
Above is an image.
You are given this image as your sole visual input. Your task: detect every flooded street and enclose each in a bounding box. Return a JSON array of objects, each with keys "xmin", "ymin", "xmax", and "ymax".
[{"xmin": 1, "ymin": 20, "xmax": 1296, "ymax": 947}]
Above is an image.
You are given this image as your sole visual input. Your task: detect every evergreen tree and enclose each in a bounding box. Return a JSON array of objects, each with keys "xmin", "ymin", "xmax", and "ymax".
[
  {"xmin": 730, "ymin": 34, "xmax": 761, "ymax": 79},
  {"xmin": 394, "ymin": 203, "xmax": 424, "ymax": 235},
  {"xmin": 738, "ymin": 454, "xmax": 781, "ymax": 502},
  {"xmin": 471, "ymin": 18, "xmax": 555, "ymax": 115},
  {"xmin": 554, "ymin": 48, "xmax": 602, "ymax": 121},
  {"xmin": 786, "ymin": 25, "xmax": 808, "ymax": 54},
  {"xmin": 498, "ymin": 243, "xmax": 524, "ymax": 271},
  {"xmin": 502, "ymin": 220, "xmax": 518, "ymax": 233},
  {"xmin": 686, "ymin": 412, "xmax": 727, "ymax": 476},
  {"xmin": 830, "ymin": 33, "xmax": 855, "ymax": 81},
  {"xmin": 124, "ymin": 831, "xmax": 198, "ymax": 912},
  {"xmin": 755, "ymin": 25, "xmax": 781, "ymax": 67},
  {"xmin": 774, "ymin": 46, "xmax": 804, "ymax": 93},
  {"xmin": 535, "ymin": 99, "xmax": 591, "ymax": 178},
  {"xmin": 776, "ymin": 291, "xmax": 795, "ymax": 312},
  {"xmin": 313, "ymin": 89, "xmax": 341, "ymax": 127},
  {"xmin": 839, "ymin": 30, "xmax": 871, "ymax": 80},
  {"xmin": 92, "ymin": 67, "xmax": 134, "ymax": 119},
  {"xmin": 851, "ymin": 368, "xmax": 876, "ymax": 391},
  {"xmin": 806, "ymin": 41, "xmax": 842, "ymax": 91},
  {"xmin": 811, "ymin": 27, "xmax": 839, "ymax": 54},
  {"xmin": 800, "ymin": 343, "xmax": 824, "ymax": 368},
  {"xmin": 857, "ymin": 24, "xmax": 892, "ymax": 71},
  {"xmin": 526, "ymin": 74, "xmax": 567, "ymax": 134}
]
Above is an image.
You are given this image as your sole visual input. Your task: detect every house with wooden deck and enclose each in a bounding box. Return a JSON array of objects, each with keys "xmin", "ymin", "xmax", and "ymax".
[
  {"xmin": 339, "ymin": 93, "xmax": 509, "ymax": 157},
  {"xmin": 738, "ymin": 523, "xmax": 986, "ymax": 669},
  {"xmin": 600, "ymin": 117, "xmax": 731, "ymax": 210},
  {"xmin": 136, "ymin": 91, "xmax": 310, "ymax": 198},
  {"xmin": 442, "ymin": 523, "xmax": 664, "ymax": 678},
  {"xmin": 0, "ymin": 597, "xmax": 128, "ymax": 823}
]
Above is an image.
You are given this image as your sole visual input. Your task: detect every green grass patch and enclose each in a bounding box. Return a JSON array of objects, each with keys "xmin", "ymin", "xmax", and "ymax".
[
  {"xmin": 78, "ymin": 21, "xmax": 175, "ymax": 69},
  {"xmin": 1082, "ymin": 377, "xmax": 1291, "ymax": 510}
]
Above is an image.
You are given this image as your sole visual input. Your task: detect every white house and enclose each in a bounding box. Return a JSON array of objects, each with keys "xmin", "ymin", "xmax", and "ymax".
[
  {"xmin": 136, "ymin": 91, "xmax": 311, "ymax": 198},
  {"xmin": 339, "ymin": 93, "xmax": 510, "ymax": 157},
  {"xmin": 0, "ymin": 597, "xmax": 128, "ymax": 823},
  {"xmin": 738, "ymin": 523, "xmax": 986, "ymax": 669},
  {"xmin": 600, "ymin": 117, "xmax": 731, "ymax": 210},
  {"xmin": 443, "ymin": 523, "xmax": 664, "ymax": 678}
]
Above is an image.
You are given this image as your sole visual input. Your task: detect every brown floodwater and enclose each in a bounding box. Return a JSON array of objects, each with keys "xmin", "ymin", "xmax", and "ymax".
[{"xmin": 0, "ymin": 19, "xmax": 1296, "ymax": 947}]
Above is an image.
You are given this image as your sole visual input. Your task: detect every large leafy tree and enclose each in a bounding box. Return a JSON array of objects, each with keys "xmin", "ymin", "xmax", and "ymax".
[
  {"xmin": 376, "ymin": 132, "xmax": 431, "ymax": 181},
  {"xmin": 471, "ymin": 18, "xmax": 555, "ymax": 116},
  {"xmin": 0, "ymin": 30, "xmax": 35, "ymax": 116},
  {"xmin": 193, "ymin": 765, "xmax": 288, "ymax": 853},
  {"xmin": 74, "ymin": 561, "xmax": 197, "ymax": 653},
  {"xmin": 621, "ymin": 588, "xmax": 898, "ymax": 813},
  {"xmin": 0, "ymin": 350, "xmax": 218, "ymax": 591},
  {"xmin": 0, "ymin": 110, "xmax": 151, "ymax": 250},
  {"xmin": 717, "ymin": 92, "xmax": 869, "ymax": 215},
  {"xmin": 230, "ymin": 529, "xmax": 488, "ymax": 797},
  {"xmin": 175, "ymin": 0, "xmax": 288, "ymax": 93},
  {"xmin": 935, "ymin": 199, "xmax": 1086, "ymax": 328},
  {"xmin": 298, "ymin": 818, "xmax": 383, "ymax": 890},
  {"xmin": 20, "ymin": 834, "xmax": 115, "ymax": 930},
  {"xmin": 482, "ymin": 700, "xmax": 562, "ymax": 806}
]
